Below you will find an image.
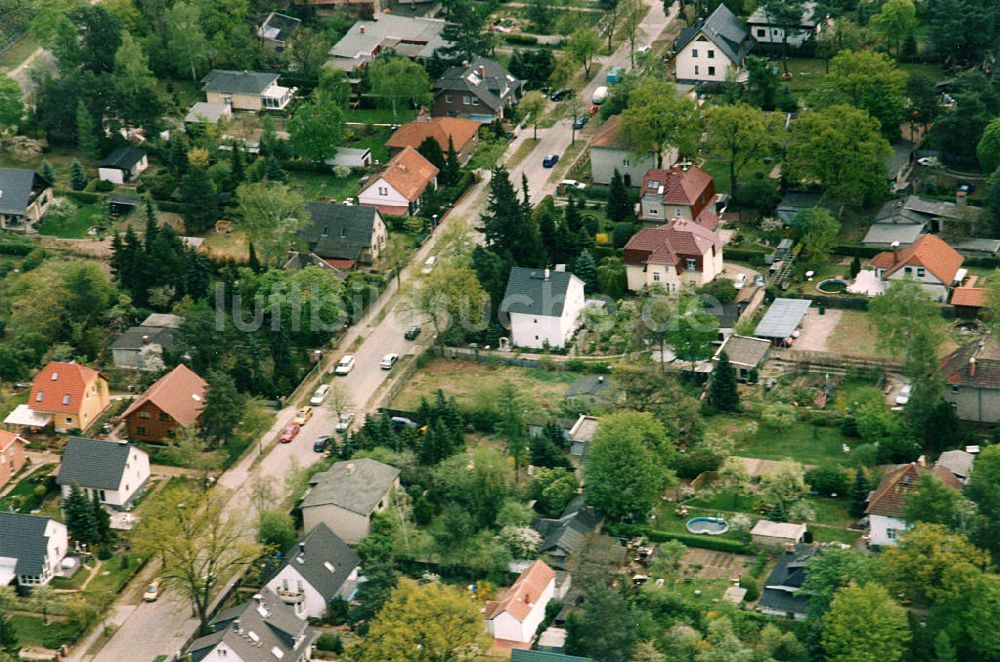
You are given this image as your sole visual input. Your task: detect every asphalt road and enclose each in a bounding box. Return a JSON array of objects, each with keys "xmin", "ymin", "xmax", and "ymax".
[{"xmin": 71, "ymin": 3, "xmax": 679, "ymax": 658}]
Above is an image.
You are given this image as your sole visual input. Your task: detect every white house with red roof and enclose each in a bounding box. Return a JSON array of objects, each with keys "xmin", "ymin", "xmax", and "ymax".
[
  {"xmin": 357, "ymin": 146, "xmax": 438, "ymax": 217},
  {"xmin": 623, "ymin": 219, "xmax": 724, "ymax": 292},
  {"xmin": 866, "ymin": 461, "xmax": 962, "ymax": 547},
  {"xmin": 484, "ymin": 560, "xmax": 556, "ymax": 643},
  {"xmin": 639, "ymin": 165, "xmax": 718, "ymax": 228},
  {"xmin": 871, "ymin": 234, "xmax": 964, "ymax": 302}
]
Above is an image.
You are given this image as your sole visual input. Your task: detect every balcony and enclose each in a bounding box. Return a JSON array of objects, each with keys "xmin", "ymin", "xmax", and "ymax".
[{"xmin": 276, "ymin": 588, "xmax": 304, "ymax": 604}]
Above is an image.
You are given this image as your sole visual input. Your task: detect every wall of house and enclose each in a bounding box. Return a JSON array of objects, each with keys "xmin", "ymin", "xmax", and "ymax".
[
  {"xmin": 748, "ymin": 24, "xmax": 811, "ymax": 47},
  {"xmin": 267, "ymin": 566, "xmax": 325, "ymax": 619},
  {"xmin": 751, "ymin": 532, "xmax": 803, "ymax": 550},
  {"xmin": 303, "ymin": 504, "xmax": 373, "ymax": 545},
  {"xmin": 125, "ymin": 401, "xmax": 185, "ymax": 442},
  {"xmin": 885, "ymin": 268, "xmax": 948, "ymax": 302},
  {"xmin": 206, "ymin": 90, "xmax": 262, "ymax": 111},
  {"xmin": 60, "ymin": 448, "xmax": 150, "ymax": 508},
  {"xmin": 510, "ymin": 312, "xmax": 566, "ymax": 349},
  {"xmin": 369, "ymin": 214, "xmax": 388, "ymax": 262},
  {"xmin": 358, "ymin": 177, "xmax": 412, "ymax": 216},
  {"xmin": 0, "ymin": 438, "xmax": 25, "ymax": 489},
  {"xmin": 869, "ymin": 514, "xmax": 907, "ymax": 547},
  {"xmin": 625, "ymin": 263, "xmax": 681, "ymax": 293},
  {"xmin": 640, "ymin": 197, "xmax": 694, "ymax": 223},
  {"xmin": 944, "ymin": 384, "xmax": 1000, "ymax": 423},
  {"xmin": 590, "ymin": 148, "xmax": 658, "ymax": 187},
  {"xmin": 44, "ymin": 377, "xmax": 110, "ymax": 433},
  {"xmin": 489, "ymin": 578, "xmax": 555, "ymax": 642},
  {"xmin": 675, "ymin": 38, "xmax": 737, "ymax": 82},
  {"xmin": 18, "ymin": 520, "xmax": 67, "ymax": 587},
  {"xmin": 98, "ymin": 168, "xmax": 126, "ymax": 185},
  {"xmin": 431, "ymin": 94, "xmax": 497, "ymax": 123}
]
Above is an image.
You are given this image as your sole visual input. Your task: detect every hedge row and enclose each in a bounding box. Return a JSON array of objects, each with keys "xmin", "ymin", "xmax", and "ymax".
[
  {"xmin": 610, "ymin": 523, "xmax": 753, "ymax": 554},
  {"xmin": 56, "ymin": 189, "xmax": 103, "ymax": 204},
  {"xmin": 0, "ymin": 240, "xmax": 35, "ymax": 256},
  {"xmin": 725, "ymin": 247, "xmax": 769, "ymax": 264},
  {"xmin": 504, "ymin": 33, "xmax": 538, "ymax": 45},
  {"xmin": 965, "ymin": 255, "xmax": 1000, "ymax": 269},
  {"xmin": 155, "ymin": 200, "xmax": 193, "ymax": 214},
  {"xmin": 833, "ymin": 244, "xmax": 882, "ymax": 258}
]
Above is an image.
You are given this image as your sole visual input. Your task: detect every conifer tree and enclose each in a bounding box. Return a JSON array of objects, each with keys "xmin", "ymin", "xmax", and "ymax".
[
  {"xmin": 574, "ymin": 249, "xmax": 597, "ymax": 292},
  {"xmin": 247, "ymin": 241, "xmax": 261, "ymax": 273},
  {"xmin": 709, "ymin": 352, "xmax": 740, "ymax": 411},
  {"xmin": 442, "ymin": 136, "xmax": 461, "ymax": 187},
  {"xmin": 70, "ymin": 160, "xmax": 87, "ymax": 191},
  {"xmin": 480, "ymin": 165, "xmax": 544, "ymax": 266},
  {"xmin": 91, "ymin": 492, "xmax": 111, "ymax": 544},
  {"xmin": 230, "ymin": 141, "xmax": 245, "ymax": 185},
  {"xmin": 0, "ymin": 611, "xmax": 19, "ymax": 655},
  {"xmin": 607, "ymin": 168, "xmax": 632, "ymax": 222},
  {"xmin": 850, "ymin": 255, "xmax": 862, "ymax": 278},
  {"xmin": 769, "ymin": 499, "xmax": 787, "ymax": 522},
  {"xmin": 266, "ymin": 157, "xmax": 287, "ymax": 183},
  {"xmin": 41, "ymin": 162, "xmax": 55, "ymax": 185},
  {"xmin": 64, "ymin": 484, "xmax": 97, "ymax": 544},
  {"xmin": 417, "ymin": 135, "xmax": 446, "ymax": 170},
  {"xmin": 76, "ymin": 101, "xmax": 99, "ymax": 160},
  {"xmin": 849, "ymin": 468, "xmax": 871, "ymax": 518}
]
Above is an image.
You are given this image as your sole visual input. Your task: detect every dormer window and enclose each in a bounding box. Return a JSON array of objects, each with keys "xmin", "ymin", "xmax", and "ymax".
[
  {"xmin": 62, "ymin": 395, "xmax": 71, "ymax": 405},
  {"xmin": 51, "ymin": 372, "xmax": 59, "ymax": 381},
  {"xmin": 35, "ymin": 392, "xmax": 43, "ymax": 402}
]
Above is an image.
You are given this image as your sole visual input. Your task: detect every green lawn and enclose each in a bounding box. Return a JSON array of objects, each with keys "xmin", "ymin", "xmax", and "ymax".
[
  {"xmin": 0, "ymin": 34, "xmax": 39, "ymax": 72},
  {"xmin": 0, "ymin": 464, "xmax": 56, "ymax": 513},
  {"xmin": 345, "ymin": 127, "xmax": 392, "ymax": 163},
  {"xmin": 36, "ymin": 202, "xmax": 104, "ymax": 239},
  {"xmin": 86, "ymin": 553, "xmax": 149, "ymax": 595},
  {"xmin": 780, "ymin": 57, "xmax": 946, "ymax": 97},
  {"xmin": 708, "ymin": 415, "xmax": 854, "ymax": 466},
  {"xmin": 11, "ymin": 615, "xmax": 83, "ymax": 649},
  {"xmin": 286, "ymin": 171, "xmax": 363, "ymax": 202},
  {"xmin": 806, "ymin": 496, "xmax": 853, "ymax": 527},
  {"xmin": 811, "ymin": 526, "xmax": 863, "ymax": 545},
  {"xmin": 345, "ymin": 107, "xmax": 416, "ymax": 125}
]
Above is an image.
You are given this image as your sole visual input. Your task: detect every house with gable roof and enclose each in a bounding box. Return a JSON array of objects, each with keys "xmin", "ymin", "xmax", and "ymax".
[
  {"xmin": 201, "ymin": 70, "xmax": 295, "ymax": 112},
  {"xmin": 871, "ymin": 233, "xmax": 964, "ymax": 302},
  {"xmin": 297, "ymin": 202, "xmax": 387, "ymax": 269},
  {"xmin": 484, "ymin": 560, "xmax": 557, "ymax": 643},
  {"xmin": 866, "ymin": 461, "xmax": 962, "ymax": 547},
  {"xmin": 0, "ymin": 430, "xmax": 27, "ymax": 490},
  {"xmin": 639, "ymin": 165, "xmax": 719, "ymax": 227},
  {"xmin": 589, "ymin": 115, "xmax": 660, "ymax": 187},
  {"xmin": 0, "ymin": 167, "xmax": 53, "ymax": 232},
  {"xmin": 756, "ymin": 543, "xmax": 822, "ymax": 620},
  {"xmin": 623, "ymin": 220, "xmax": 724, "ymax": 292},
  {"xmin": 0, "ymin": 512, "xmax": 69, "ymax": 589},
  {"xmin": 264, "ymin": 523, "xmax": 361, "ymax": 619},
  {"xmin": 746, "ymin": 1, "xmax": 823, "ymax": 49},
  {"xmin": 673, "ymin": 4, "xmax": 754, "ymax": 84},
  {"xmin": 431, "ymin": 56, "xmax": 524, "ymax": 122},
  {"xmin": 98, "ymin": 147, "xmax": 148, "ymax": 185},
  {"xmin": 111, "ymin": 312, "xmax": 184, "ymax": 371},
  {"xmin": 941, "ymin": 336, "xmax": 1000, "ymax": 423},
  {"xmin": 57, "ymin": 437, "xmax": 150, "ymax": 509},
  {"xmin": 325, "ymin": 14, "xmax": 449, "ymax": 71},
  {"xmin": 500, "ymin": 267, "xmax": 587, "ymax": 350},
  {"xmin": 26, "ymin": 361, "xmax": 110, "ymax": 433},
  {"xmin": 300, "ymin": 458, "xmax": 400, "ymax": 544},
  {"xmin": 386, "ymin": 116, "xmax": 481, "ymax": 164},
  {"xmin": 357, "ymin": 146, "xmax": 438, "ymax": 217},
  {"xmin": 120, "ymin": 364, "xmax": 207, "ymax": 442},
  {"xmin": 184, "ymin": 588, "xmax": 318, "ymax": 662}
]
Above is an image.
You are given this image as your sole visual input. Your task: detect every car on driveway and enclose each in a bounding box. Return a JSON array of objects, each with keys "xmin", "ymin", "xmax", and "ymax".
[
  {"xmin": 543, "ymin": 154, "xmax": 559, "ymax": 168},
  {"xmin": 310, "ymin": 384, "xmax": 330, "ymax": 406},
  {"xmin": 405, "ymin": 324, "xmax": 422, "ymax": 340},
  {"xmin": 313, "ymin": 435, "xmax": 332, "ymax": 453},
  {"xmin": 895, "ymin": 384, "xmax": 912, "ymax": 406},
  {"xmin": 573, "ymin": 115, "xmax": 589, "ymax": 130},
  {"xmin": 380, "ymin": 353, "xmax": 399, "ymax": 370},
  {"xmin": 733, "ymin": 273, "xmax": 747, "ymax": 288},
  {"xmin": 560, "ymin": 179, "xmax": 586, "ymax": 191},
  {"xmin": 550, "ymin": 88, "xmax": 570, "ymax": 102},
  {"xmin": 279, "ymin": 424, "xmax": 301, "ymax": 443},
  {"xmin": 294, "ymin": 406, "xmax": 313, "ymax": 425},
  {"xmin": 143, "ymin": 579, "xmax": 161, "ymax": 602},
  {"xmin": 334, "ymin": 355, "xmax": 356, "ymax": 376},
  {"xmin": 335, "ymin": 412, "xmax": 356, "ymax": 433}
]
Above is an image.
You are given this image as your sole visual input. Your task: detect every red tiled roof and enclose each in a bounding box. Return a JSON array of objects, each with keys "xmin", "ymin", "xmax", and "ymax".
[
  {"xmin": 866, "ymin": 462, "xmax": 962, "ymax": 518},
  {"xmin": 120, "ymin": 364, "xmax": 207, "ymax": 428},
  {"xmin": 623, "ymin": 219, "xmax": 721, "ymax": 267},
  {"xmin": 941, "ymin": 337, "xmax": 1000, "ymax": 389},
  {"xmin": 324, "ymin": 258, "xmax": 356, "ymax": 270},
  {"xmin": 640, "ymin": 166, "xmax": 713, "ymax": 207},
  {"xmin": 29, "ymin": 362, "xmax": 107, "ymax": 415},
  {"xmin": 870, "ymin": 234, "xmax": 964, "ymax": 284},
  {"xmin": 484, "ymin": 560, "xmax": 555, "ymax": 623},
  {"xmin": 361, "ymin": 146, "xmax": 438, "ymax": 202},
  {"xmin": 951, "ymin": 286, "xmax": 986, "ymax": 307},
  {"xmin": 386, "ymin": 117, "xmax": 480, "ymax": 153}
]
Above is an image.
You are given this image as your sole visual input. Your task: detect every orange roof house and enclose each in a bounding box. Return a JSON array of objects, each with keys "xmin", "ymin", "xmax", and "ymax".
[
  {"xmin": 639, "ymin": 165, "xmax": 718, "ymax": 229},
  {"xmin": 357, "ymin": 146, "xmax": 438, "ymax": 217},
  {"xmin": 484, "ymin": 560, "xmax": 556, "ymax": 644},
  {"xmin": 386, "ymin": 117, "xmax": 480, "ymax": 164},
  {"xmin": 871, "ymin": 234, "xmax": 964, "ymax": 302},
  {"xmin": 866, "ymin": 461, "xmax": 962, "ymax": 546},
  {"xmin": 0, "ymin": 431, "xmax": 27, "ymax": 490},
  {"xmin": 121, "ymin": 365, "xmax": 207, "ymax": 442},
  {"xmin": 28, "ymin": 361, "xmax": 110, "ymax": 433}
]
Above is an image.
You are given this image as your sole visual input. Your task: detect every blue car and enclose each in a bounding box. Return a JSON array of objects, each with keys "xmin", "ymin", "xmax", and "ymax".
[{"xmin": 542, "ymin": 154, "xmax": 559, "ymax": 168}]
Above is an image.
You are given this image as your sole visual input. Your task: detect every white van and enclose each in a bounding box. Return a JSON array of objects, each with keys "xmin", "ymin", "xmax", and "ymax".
[
  {"xmin": 310, "ymin": 384, "xmax": 331, "ymax": 405},
  {"xmin": 334, "ymin": 355, "xmax": 356, "ymax": 376},
  {"xmin": 592, "ymin": 86, "xmax": 608, "ymax": 105}
]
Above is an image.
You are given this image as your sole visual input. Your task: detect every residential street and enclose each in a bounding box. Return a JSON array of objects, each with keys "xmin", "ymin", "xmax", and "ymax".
[{"xmin": 66, "ymin": 4, "xmax": 680, "ymax": 659}]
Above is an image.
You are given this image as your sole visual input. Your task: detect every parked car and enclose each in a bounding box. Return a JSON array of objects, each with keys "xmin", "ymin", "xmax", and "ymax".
[
  {"xmin": 550, "ymin": 88, "xmax": 570, "ymax": 102},
  {"xmin": 637, "ymin": 44, "xmax": 652, "ymax": 54},
  {"xmin": 917, "ymin": 156, "xmax": 942, "ymax": 168},
  {"xmin": 405, "ymin": 324, "xmax": 422, "ymax": 340},
  {"xmin": 143, "ymin": 579, "xmax": 161, "ymax": 602},
  {"xmin": 334, "ymin": 355, "xmax": 356, "ymax": 376},
  {"xmin": 335, "ymin": 412, "xmax": 356, "ymax": 433},
  {"xmin": 959, "ymin": 182, "xmax": 977, "ymax": 194},
  {"xmin": 543, "ymin": 154, "xmax": 559, "ymax": 168},
  {"xmin": 573, "ymin": 115, "xmax": 589, "ymax": 130},
  {"xmin": 313, "ymin": 435, "xmax": 332, "ymax": 453},
  {"xmin": 279, "ymin": 424, "xmax": 301, "ymax": 443},
  {"xmin": 310, "ymin": 384, "xmax": 330, "ymax": 406},
  {"xmin": 733, "ymin": 273, "xmax": 747, "ymax": 288},
  {"xmin": 293, "ymin": 406, "xmax": 313, "ymax": 425},
  {"xmin": 560, "ymin": 179, "xmax": 587, "ymax": 191},
  {"xmin": 422, "ymin": 256, "xmax": 437, "ymax": 274},
  {"xmin": 391, "ymin": 416, "xmax": 418, "ymax": 431},
  {"xmin": 755, "ymin": 275, "xmax": 766, "ymax": 287},
  {"xmin": 380, "ymin": 353, "xmax": 399, "ymax": 370},
  {"xmin": 591, "ymin": 86, "xmax": 608, "ymax": 104},
  {"xmin": 895, "ymin": 384, "xmax": 912, "ymax": 406}
]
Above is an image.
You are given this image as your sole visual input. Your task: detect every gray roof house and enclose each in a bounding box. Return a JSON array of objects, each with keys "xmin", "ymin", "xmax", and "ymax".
[
  {"xmin": 57, "ymin": 437, "xmax": 151, "ymax": 509},
  {"xmin": 300, "ymin": 458, "xmax": 400, "ymax": 544},
  {"xmin": 500, "ymin": 267, "xmax": 587, "ymax": 350},
  {"xmin": 185, "ymin": 588, "xmax": 318, "ymax": 662},
  {"xmin": 432, "ymin": 57, "xmax": 524, "ymax": 123},
  {"xmin": 202, "ymin": 70, "xmax": 294, "ymax": 111},
  {"xmin": 326, "ymin": 14, "xmax": 449, "ymax": 71},
  {"xmin": 298, "ymin": 202, "xmax": 387, "ymax": 266},
  {"xmin": 533, "ymin": 497, "xmax": 604, "ymax": 570},
  {"xmin": 863, "ymin": 195, "xmax": 980, "ymax": 248},
  {"xmin": 936, "ymin": 449, "xmax": 975, "ymax": 483},
  {"xmin": 98, "ymin": 147, "xmax": 148, "ymax": 184},
  {"xmin": 716, "ymin": 335, "xmax": 770, "ymax": 381},
  {"xmin": 565, "ymin": 375, "xmax": 614, "ymax": 410},
  {"xmin": 776, "ymin": 191, "xmax": 822, "ymax": 224},
  {"xmin": 674, "ymin": 4, "xmax": 754, "ymax": 84},
  {"xmin": 0, "ymin": 512, "xmax": 69, "ymax": 588},
  {"xmin": 757, "ymin": 543, "xmax": 822, "ymax": 620},
  {"xmin": 264, "ymin": 523, "xmax": 362, "ymax": 619},
  {"xmin": 0, "ymin": 168, "xmax": 53, "ymax": 233},
  {"xmin": 111, "ymin": 313, "xmax": 183, "ymax": 371}
]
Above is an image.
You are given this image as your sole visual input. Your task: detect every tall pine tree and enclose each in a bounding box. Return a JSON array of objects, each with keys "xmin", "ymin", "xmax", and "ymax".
[
  {"xmin": 442, "ymin": 136, "xmax": 461, "ymax": 187},
  {"xmin": 91, "ymin": 492, "xmax": 111, "ymax": 544},
  {"xmin": 417, "ymin": 136, "xmax": 446, "ymax": 170},
  {"xmin": 574, "ymin": 250, "xmax": 597, "ymax": 293},
  {"xmin": 708, "ymin": 351, "xmax": 740, "ymax": 411},
  {"xmin": 75, "ymin": 101, "xmax": 99, "ymax": 160},
  {"xmin": 479, "ymin": 165, "xmax": 545, "ymax": 267},
  {"xmin": 70, "ymin": 160, "xmax": 88, "ymax": 191},
  {"xmin": 849, "ymin": 468, "xmax": 871, "ymax": 518},
  {"xmin": 63, "ymin": 484, "xmax": 98, "ymax": 545},
  {"xmin": 607, "ymin": 168, "xmax": 632, "ymax": 222}
]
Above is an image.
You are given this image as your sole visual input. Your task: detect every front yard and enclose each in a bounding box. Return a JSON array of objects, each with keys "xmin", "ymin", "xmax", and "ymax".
[{"xmin": 707, "ymin": 415, "xmax": 855, "ymax": 467}]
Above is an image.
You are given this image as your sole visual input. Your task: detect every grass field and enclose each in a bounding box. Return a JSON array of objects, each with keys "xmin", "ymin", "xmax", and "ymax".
[
  {"xmin": 346, "ymin": 107, "xmax": 417, "ymax": 125},
  {"xmin": 36, "ymin": 202, "xmax": 104, "ymax": 239},
  {"xmin": 705, "ymin": 415, "xmax": 854, "ymax": 466},
  {"xmin": 780, "ymin": 57, "xmax": 946, "ymax": 97},
  {"xmin": 344, "ymin": 126, "xmax": 393, "ymax": 163},
  {"xmin": 391, "ymin": 359, "xmax": 577, "ymax": 416},
  {"xmin": 11, "ymin": 615, "xmax": 82, "ymax": 649},
  {"xmin": 0, "ymin": 464, "xmax": 55, "ymax": 513},
  {"xmin": 286, "ymin": 171, "xmax": 363, "ymax": 202}
]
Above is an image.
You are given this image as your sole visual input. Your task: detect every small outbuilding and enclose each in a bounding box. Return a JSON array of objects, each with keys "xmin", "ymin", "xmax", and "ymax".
[
  {"xmin": 716, "ymin": 335, "xmax": 770, "ymax": 381},
  {"xmin": 98, "ymin": 147, "xmax": 148, "ymax": 184},
  {"xmin": 754, "ymin": 298, "xmax": 811, "ymax": 344},
  {"xmin": 750, "ymin": 520, "xmax": 807, "ymax": 550}
]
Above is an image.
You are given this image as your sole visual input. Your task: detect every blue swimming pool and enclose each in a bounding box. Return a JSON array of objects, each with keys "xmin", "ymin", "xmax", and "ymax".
[{"xmin": 686, "ymin": 516, "xmax": 730, "ymax": 535}]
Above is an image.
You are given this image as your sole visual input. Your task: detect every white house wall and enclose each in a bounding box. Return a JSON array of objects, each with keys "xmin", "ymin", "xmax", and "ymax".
[
  {"xmin": 358, "ymin": 177, "xmax": 410, "ymax": 211},
  {"xmin": 675, "ymin": 38, "xmax": 738, "ymax": 83},
  {"xmin": 869, "ymin": 514, "xmax": 908, "ymax": 547}
]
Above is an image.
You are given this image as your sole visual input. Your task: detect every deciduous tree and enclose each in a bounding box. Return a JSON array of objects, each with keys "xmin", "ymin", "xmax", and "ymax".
[
  {"xmin": 868, "ymin": 279, "xmax": 947, "ymax": 379},
  {"xmin": 235, "ymin": 181, "xmax": 309, "ymax": 264},
  {"xmin": 880, "ymin": 523, "xmax": 988, "ymax": 602},
  {"xmin": 870, "ymin": 0, "xmax": 917, "ymax": 58},
  {"xmin": 619, "ymin": 80, "xmax": 699, "ymax": 168},
  {"xmin": 822, "ymin": 583, "xmax": 910, "ymax": 662},
  {"xmin": 0, "ymin": 75, "xmax": 23, "ymax": 148},
  {"xmin": 287, "ymin": 93, "xmax": 346, "ymax": 162},
  {"xmin": 705, "ymin": 103, "xmax": 782, "ymax": 196},
  {"xmin": 812, "ymin": 50, "xmax": 908, "ymax": 141},
  {"xmin": 367, "ymin": 56, "xmax": 432, "ymax": 120},
  {"xmin": 568, "ymin": 26, "xmax": 601, "ymax": 78}
]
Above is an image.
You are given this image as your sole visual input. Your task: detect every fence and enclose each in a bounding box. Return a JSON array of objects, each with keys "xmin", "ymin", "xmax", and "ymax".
[
  {"xmin": 435, "ymin": 345, "xmax": 617, "ymax": 371},
  {"xmin": 773, "ymin": 348, "xmax": 902, "ymax": 371}
]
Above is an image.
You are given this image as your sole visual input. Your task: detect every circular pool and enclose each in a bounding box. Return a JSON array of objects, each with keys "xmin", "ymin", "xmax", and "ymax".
[
  {"xmin": 686, "ymin": 516, "xmax": 730, "ymax": 536},
  {"xmin": 817, "ymin": 278, "xmax": 848, "ymax": 294}
]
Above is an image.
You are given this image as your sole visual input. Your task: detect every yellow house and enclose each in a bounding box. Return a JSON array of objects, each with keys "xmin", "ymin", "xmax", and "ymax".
[
  {"xmin": 201, "ymin": 70, "xmax": 295, "ymax": 112},
  {"xmin": 28, "ymin": 362, "xmax": 110, "ymax": 433}
]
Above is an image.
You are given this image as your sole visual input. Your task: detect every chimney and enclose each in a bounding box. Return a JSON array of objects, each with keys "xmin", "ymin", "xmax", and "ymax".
[
  {"xmin": 234, "ymin": 619, "xmax": 241, "ymax": 633},
  {"xmin": 783, "ymin": 542, "xmax": 795, "ymax": 553},
  {"xmin": 970, "ymin": 356, "xmax": 977, "ymax": 377},
  {"xmin": 141, "ymin": 335, "xmax": 150, "ymax": 345},
  {"xmin": 598, "ymin": 375, "xmax": 605, "ymax": 383},
  {"xmin": 543, "ymin": 268, "xmax": 550, "ymax": 280},
  {"xmin": 359, "ymin": 25, "xmax": 365, "ymax": 33},
  {"xmin": 299, "ymin": 541, "xmax": 305, "ymax": 555},
  {"xmin": 890, "ymin": 240, "xmax": 900, "ymax": 265},
  {"xmin": 478, "ymin": 65, "xmax": 486, "ymax": 79}
]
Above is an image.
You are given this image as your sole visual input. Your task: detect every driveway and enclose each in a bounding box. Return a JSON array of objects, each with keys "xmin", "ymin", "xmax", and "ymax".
[{"xmin": 793, "ymin": 308, "xmax": 842, "ymax": 353}]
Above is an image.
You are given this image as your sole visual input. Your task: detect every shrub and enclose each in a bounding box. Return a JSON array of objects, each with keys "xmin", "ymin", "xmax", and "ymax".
[
  {"xmin": 94, "ymin": 179, "xmax": 115, "ymax": 192},
  {"xmin": 97, "ymin": 547, "xmax": 112, "ymax": 560},
  {"xmin": 672, "ymin": 450, "xmax": 723, "ymax": 479},
  {"xmin": 0, "ymin": 240, "xmax": 34, "ymax": 256},
  {"xmin": 315, "ymin": 632, "xmax": 343, "ymax": 653},
  {"xmin": 805, "ymin": 463, "xmax": 850, "ymax": 496},
  {"xmin": 505, "ymin": 33, "xmax": 538, "ymax": 45},
  {"xmin": 739, "ymin": 575, "xmax": 759, "ymax": 601}
]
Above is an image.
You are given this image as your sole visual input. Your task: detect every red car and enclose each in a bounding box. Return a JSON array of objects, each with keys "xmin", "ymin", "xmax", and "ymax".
[{"xmin": 279, "ymin": 424, "xmax": 301, "ymax": 443}]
